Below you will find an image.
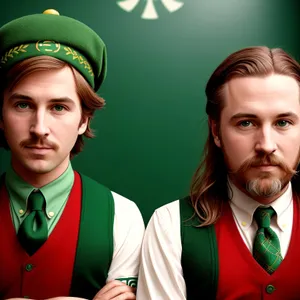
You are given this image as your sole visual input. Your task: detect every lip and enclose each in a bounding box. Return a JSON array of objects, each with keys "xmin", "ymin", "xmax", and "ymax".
[
  {"xmin": 25, "ymin": 145, "xmax": 52, "ymax": 149},
  {"xmin": 27, "ymin": 147, "xmax": 52, "ymax": 149},
  {"xmin": 25, "ymin": 146, "xmax": 53, "ymax": 154},
  {"xmin": 253, "ymin": 165, "xmax": 277, "ymax": 170}
]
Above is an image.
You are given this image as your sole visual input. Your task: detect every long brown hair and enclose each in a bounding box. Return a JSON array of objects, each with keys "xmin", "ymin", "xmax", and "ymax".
[
  {"xmin": 0, "ymin": 56, "xmax": 105, "ymax": 157},
  {"xmin": 190, "ymin": 46, "xmax": 300, "ymax": 226}
]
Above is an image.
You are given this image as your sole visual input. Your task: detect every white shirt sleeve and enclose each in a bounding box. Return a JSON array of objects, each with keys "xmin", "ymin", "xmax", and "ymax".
[
  {"xmin": 136, "ymin": 200, "xmax": 186, "ymax": 300},
  {"xmin": 107, "ymin": 192, "xmax": 145, "ymax": 286}
]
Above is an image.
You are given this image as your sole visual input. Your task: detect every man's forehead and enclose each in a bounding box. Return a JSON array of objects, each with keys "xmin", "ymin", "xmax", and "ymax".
[
  {"xmin": 220, "ymin": 75, "xmax": 300, "ymax": 120},
  {"xmin": 225, "ymin": 74, "xmax": 299, "ymax": 96},
  {"xmin": 223, "ymin": 75, "xmax": 299, "ymax": 107}
]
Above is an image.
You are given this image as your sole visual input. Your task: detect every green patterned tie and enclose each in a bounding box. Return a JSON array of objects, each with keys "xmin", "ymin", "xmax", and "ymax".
[
  {"xmin": 17, "ymin": 191, "xmax": 48, "ymax": 256},
  {"xmin": 253, "ymin": 207, "xmax": 283, "ymax": 274}
]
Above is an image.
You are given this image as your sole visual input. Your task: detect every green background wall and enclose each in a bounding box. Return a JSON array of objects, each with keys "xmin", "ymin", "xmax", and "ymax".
[{"xmin": 0, "ymin": 0, "xmax": 299, "ymax": 223}]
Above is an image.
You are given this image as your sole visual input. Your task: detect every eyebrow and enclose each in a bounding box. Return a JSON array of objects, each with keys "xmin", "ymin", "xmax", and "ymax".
[
  {"xmin": 230, "ymin": 112, "xmax": 299, "ymax": 121},
  {"xmin": 8, "ymin": 93, "xmax": 76, "ymax": 105}
]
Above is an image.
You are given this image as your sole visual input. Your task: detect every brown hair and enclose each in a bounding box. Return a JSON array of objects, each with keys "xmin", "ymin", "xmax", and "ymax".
[
  {"xmin": 190, "ymin": 46, "xmax": 300, "ymax": 226},
  {"xmin": 0, "ymin": 56, "xmax": 105, "ymax": 157}
]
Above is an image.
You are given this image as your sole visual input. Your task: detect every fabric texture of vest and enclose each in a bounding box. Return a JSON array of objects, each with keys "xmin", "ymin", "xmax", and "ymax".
[
  {"xmin": 0, "ymin": 171, "xmax": 114, "ymax": 299},
  {"xmin": 180, "ymin": 196, "xmax": 218, "ymax": 300},
  {"xmin": 180, "ymin": 196, "xmax": 300, "ymax": 300}
]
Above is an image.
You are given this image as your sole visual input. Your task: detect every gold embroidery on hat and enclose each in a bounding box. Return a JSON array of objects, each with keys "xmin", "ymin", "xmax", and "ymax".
[
  {"xmin": 64, "ymin": 46, "xmax": 94, "ymax": 77},
  {"xmin": 0, "ymin": 44, "xmax": 29, "ymax": 65},
  {"xmin": 0, "ymin": 43, "xmax": 94, "ymax": 81},
  {"xmin": 36, "ymin": 40, "xmax": 60, "ymax": 53}
]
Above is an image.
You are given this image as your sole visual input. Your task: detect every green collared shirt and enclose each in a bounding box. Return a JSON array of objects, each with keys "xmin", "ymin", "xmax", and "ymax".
[{"xmin": 6, "ymin": 163, "xmax": 74, "ymax": 234}]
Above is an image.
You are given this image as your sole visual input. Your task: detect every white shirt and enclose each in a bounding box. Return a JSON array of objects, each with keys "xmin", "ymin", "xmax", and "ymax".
[
  {"xmin": 107, "ymin": 192, "xmax": 145, "ymax": 283},
  {"xmin": 136, "ymin": 182, "xmax": 293, "ymax": 300}
]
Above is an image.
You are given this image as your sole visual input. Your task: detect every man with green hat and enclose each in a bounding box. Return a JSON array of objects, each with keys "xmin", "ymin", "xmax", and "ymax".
[{"xmin": 0, "ymin": 9, "xmax": 144, "ymax": 300}]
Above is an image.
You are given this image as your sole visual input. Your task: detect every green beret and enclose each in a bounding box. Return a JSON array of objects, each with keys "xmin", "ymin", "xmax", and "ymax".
[{"xmin": 0, "ymin": 9, "xmax": 107, "ymax": 91}]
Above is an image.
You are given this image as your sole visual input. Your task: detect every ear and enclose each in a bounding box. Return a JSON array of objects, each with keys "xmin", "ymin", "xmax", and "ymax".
[
  {"xmin": 78, "ymin": 116, "xmax": 89, "ymax": 135},
  {"xmin": 209, "ymin": 117, "xmax": 221, "ymax": 148}
]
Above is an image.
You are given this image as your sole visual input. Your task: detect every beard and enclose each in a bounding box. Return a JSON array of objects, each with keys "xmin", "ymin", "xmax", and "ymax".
[
  {"xmin": 228, "ymin": 152, "xmax": 298, "ymax": 199},
  {"xmin": 246, "ymin": 176, "xmax": 283, "ymax": 198}
]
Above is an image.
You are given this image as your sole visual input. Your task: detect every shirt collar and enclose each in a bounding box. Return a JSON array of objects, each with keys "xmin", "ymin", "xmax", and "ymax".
[
  {"xmin": 6, "ymin": 163, "xmax": 74, "ymax": 219},
  {"xmin": 228, "ymin": 179, "xmax": 293, "ymax": 232}
]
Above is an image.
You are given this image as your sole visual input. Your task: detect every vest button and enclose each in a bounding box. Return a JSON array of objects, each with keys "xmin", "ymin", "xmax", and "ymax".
[
  {"xmin": 266, "ymin": 284, "xmax": 276, "ymax": 294},
  {"xmin": 25, "ymin": 263, "xmax": 33, "ymax": 271}
]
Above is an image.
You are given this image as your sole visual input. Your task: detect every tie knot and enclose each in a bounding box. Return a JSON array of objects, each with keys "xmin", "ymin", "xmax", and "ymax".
[
  {"xmin": 254, "ymin": 207, "xmax": 276, "ymax": 228},
  {"xmin": 27, "ymin": 191, "xmax": 45, "ymax": 211}
]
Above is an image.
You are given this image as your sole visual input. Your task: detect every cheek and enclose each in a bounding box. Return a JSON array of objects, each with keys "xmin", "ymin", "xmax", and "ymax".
[
  {"xmin": 2, "ymin": 115, "xmax": 25, "ymax": 137},
  {"xmin": 220, "ymin": 130, "xmax": 253, "ymax": 169},
  {"xmin": 53, "ymin": 113, "xmax": 81, "ymax": 129},
  {"xmin": 2, "ymin": 123, "xmax": 25, "ymax": 152},
  {"xmin": 283, "ymin": 144, "xmax": 300, "ymax": 167},
  {"xmin": 278, "ymin": 131, "xmax": 300, "ymax": 165},
  {"xmin": 54, "ymin": 120, "xmax": 81, "ymax": 144}
]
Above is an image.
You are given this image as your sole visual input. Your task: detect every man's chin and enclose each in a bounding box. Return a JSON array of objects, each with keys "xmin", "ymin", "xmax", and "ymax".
[
  {"xmin": 21, "ymin": 161, "xmax": 55, "ymax": 175},
  {"xmin": 256, "ymin": 176, "xmax": 276, "ymax": 184},
  {"xmin": 25, "ymin": 167, "xmax": 54, "ymax": 175},
  {"xmin": 247, "ymin": 176, "xmax": 290, "ymax": 199}
]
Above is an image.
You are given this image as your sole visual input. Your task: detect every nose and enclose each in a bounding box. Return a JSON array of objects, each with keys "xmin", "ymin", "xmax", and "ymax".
[
  {"xmin": 254, "ymin": 126, "xmax": 277, "ymax": 155},
  {"xmin": 29, "ymin": 109, "xmax": 50, "ymax": 137}
]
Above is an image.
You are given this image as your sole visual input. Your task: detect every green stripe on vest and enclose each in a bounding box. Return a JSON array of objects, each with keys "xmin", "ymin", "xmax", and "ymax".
[
  {"xmin": 180, "ymin": 196, "xmax": 218, "ymax": 299},
  {"xmin": 70, "ymin": 173, "xmax": 114, "ymax": 299}
]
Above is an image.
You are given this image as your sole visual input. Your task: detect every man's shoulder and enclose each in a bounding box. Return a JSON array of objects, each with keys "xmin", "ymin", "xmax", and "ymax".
[
  {"xmin": 111, "ymin": 191, "xmax": 144, "ymax": 224},
  {"xmin": 77, "ymin": 171, "xmax": 142, "ymax": 214},
  {"xmin": 154, "ymin": 197, "xmax": 192, "ymax": 218},
  {"xmin": 155, "ymin": 199, "xmax": 180, "ymax": 213},
  {"xmin": 150, "ymin": 199, "xmax": 181, "ymax": 226},
  {"xmin": 151, "ymin": 196, "xmax": 201, "ymax": 229},
  {"xmin": 111, "ymin": 190, "xmax": 138, "ymax": 208},
  {"xmin": 77, "ymin": 172, "xmax": 109, "ymax": 190}
]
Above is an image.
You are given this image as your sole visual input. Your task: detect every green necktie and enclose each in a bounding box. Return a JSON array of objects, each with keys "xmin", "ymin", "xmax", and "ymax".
[
  {"xmin": 17, "ymin": 191, "xmax": 48, "ymax": 256},
  {"xmin": 253, "ymin": 207, "xmax": 283, "ymax": 274}
]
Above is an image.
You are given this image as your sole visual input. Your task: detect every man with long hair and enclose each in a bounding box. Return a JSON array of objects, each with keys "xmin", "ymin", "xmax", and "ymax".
[
  {"xmin": 137, "ymin": 46, "xmax": 300, "ymax": 299},
  {"xmin": 0, "ymin": 9, "xmax": 144, "ymax": 300}
]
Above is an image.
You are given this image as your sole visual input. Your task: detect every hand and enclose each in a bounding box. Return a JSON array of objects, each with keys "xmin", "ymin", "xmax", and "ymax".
[{"xmin": 93, "ymin": 280, "xmax": 136, "ymax": 300}]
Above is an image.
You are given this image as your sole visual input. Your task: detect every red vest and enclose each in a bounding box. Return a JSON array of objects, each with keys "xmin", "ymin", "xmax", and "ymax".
[
  {"xmin": 0, "ymin": 172, "xmax": 82, "ymax": 299},
  {"xmin": 216, "ymin": 201, "xmax": 300, "ymax": 299}
]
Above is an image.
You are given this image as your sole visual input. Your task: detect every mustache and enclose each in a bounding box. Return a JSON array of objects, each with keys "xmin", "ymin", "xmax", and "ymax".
[
  {"xmin": 20, "ymin": 138, "xmax": 58, "ymax": 150},
  {"xmin": 233, "ymin": 153, "xmax": 297, "ymax": 176}
]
